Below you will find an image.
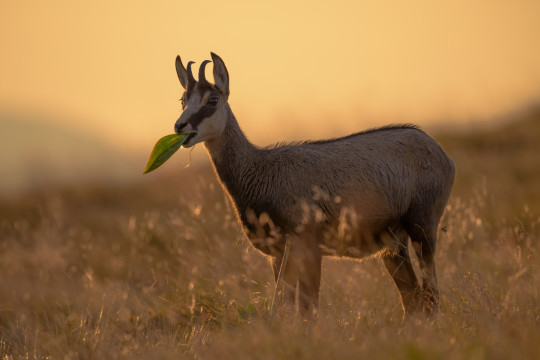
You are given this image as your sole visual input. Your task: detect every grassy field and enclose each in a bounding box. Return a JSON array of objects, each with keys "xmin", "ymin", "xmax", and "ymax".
[{"xmin": 1, "ymin": 110, "xmax": 539, "ymax": 359}]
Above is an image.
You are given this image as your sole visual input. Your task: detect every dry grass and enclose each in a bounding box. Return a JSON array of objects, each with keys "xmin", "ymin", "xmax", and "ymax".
[{"xmin": 1, "ymin": 111, "xmax": 540, "ymax": 359}]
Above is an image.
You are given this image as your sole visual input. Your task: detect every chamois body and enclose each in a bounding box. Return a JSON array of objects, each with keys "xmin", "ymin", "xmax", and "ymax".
[
  {"xmin": 173, "ymin": 53, "xmax": 455, "ymax": 317},
  {"xmin": 207, "ymin": 107, "xmax": 453, "ymax": 257}
]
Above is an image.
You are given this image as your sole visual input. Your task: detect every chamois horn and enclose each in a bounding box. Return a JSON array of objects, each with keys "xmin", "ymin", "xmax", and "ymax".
[{"xmin": 198, "ymin": 60, "xmax": 212, "ymax": 84}]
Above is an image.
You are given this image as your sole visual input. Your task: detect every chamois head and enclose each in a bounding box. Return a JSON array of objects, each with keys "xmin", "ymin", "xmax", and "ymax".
[{"xmin": 174, "ymin": 53, "xmax": 230, "ymax": 147}]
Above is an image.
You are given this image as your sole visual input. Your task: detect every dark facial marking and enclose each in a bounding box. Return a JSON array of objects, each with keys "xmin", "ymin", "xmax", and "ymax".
[
  {"xmin": 186, "ymin": 102, "xmax": 218, "ymax": 129},
  {"xmin": 182, "ymin": 81, "xmax": 221, "ymax": 129}
]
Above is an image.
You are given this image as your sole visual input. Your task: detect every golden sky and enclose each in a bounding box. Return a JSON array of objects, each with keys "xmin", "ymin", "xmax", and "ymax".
[{"xmin": 1, "ymin": 0, "xmax": 540, "ymax": 150}]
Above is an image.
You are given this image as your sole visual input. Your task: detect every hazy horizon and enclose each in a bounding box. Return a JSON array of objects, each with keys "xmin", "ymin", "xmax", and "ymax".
[{"xmin": 2, "ymin": 100, "xmax": 539, "ymax": 197}]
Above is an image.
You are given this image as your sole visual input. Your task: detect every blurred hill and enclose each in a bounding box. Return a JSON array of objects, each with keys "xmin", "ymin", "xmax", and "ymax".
[
  {"xmin": 0, "ymin": 114, "xmax": 142, "ymax": 196},
  {"xmin": 1, "ymin": 106, "xmax": 539, "ymax": 220},
  {"xmin": 435, "ymin": 104, "xmax": 540, "ymax": 219}
]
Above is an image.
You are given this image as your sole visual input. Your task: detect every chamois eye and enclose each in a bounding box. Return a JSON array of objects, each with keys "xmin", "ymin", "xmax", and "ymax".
[{"xmin": 208, "ymin": 97, "xmax": 219, "ymax": 106}]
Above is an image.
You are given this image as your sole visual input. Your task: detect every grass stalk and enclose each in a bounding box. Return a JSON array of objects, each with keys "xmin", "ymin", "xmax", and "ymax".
[{"xmin": 269, "ymin": 238, "xmax": 291, "ymax": 319}]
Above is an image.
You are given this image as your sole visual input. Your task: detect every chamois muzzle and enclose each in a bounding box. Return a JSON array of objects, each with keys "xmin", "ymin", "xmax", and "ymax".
[{"xmin": 174, "ymin": 121, "xmax": 187, "ymax": 134}]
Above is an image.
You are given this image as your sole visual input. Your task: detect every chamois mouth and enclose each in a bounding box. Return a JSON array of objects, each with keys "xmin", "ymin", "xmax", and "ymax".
[{"xmin": 182, "ymin": 132, "xmax": 197, "ymax": 147}]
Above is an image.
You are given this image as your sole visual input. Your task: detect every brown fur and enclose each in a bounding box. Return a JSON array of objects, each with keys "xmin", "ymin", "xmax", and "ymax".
[{"xmin": 174, "ymin": 53, "xmax": 456, "ymax": 318}]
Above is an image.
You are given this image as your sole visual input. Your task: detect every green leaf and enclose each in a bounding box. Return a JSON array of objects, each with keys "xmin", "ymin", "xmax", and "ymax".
[{"xmin": 143, "ymin": 133, "xmax": 189, "ymax": 174}]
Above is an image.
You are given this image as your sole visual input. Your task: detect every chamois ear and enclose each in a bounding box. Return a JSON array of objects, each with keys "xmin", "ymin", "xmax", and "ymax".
[
  {"xmin": 211, "ymin": 52, "xmax": 229, "ymax": 97},
  {"xmin": 175, "ymin": 55, "xmax": 188, "ymax": 89}
]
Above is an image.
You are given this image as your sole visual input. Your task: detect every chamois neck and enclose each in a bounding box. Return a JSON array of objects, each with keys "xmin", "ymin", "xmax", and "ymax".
[{"xmin": 204, "ymin": 104, "xmax": 258, "ymax": 173}]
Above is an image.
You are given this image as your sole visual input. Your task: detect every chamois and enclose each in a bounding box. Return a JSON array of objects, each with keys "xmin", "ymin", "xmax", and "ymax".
[{"xmin": 173, "ymin": 53, "xmax": 455, "ymax": 318}]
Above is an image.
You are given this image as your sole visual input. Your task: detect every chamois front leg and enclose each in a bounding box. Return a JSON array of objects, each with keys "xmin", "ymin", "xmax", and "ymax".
[{"xmin": 272, "ymin": 239, "xmax": 322, "ymax": 319}]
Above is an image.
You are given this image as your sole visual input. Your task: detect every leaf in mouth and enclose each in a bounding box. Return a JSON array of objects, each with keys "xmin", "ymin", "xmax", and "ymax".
[{"xmin": 143, "ymin": 133, "xmax": 189, "ymax": 174}]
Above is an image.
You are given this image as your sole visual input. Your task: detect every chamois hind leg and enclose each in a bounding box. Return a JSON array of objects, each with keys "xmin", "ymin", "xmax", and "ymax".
[
  {"xmin": 408, "ymin": 224, "xmax": 440, "ymax": 315},
  {"xmin": 381, "ymin": 231, "xmax": 423, "ymax": 317},
  {"xmin": 272, "ymin": 239, "xmax": 322, "ymax": 319}
]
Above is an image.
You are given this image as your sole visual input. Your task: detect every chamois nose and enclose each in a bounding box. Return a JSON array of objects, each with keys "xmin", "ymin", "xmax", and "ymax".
[{"xmin": 175, "ymin": 121, "xmax": 187, "ymax": 134}]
